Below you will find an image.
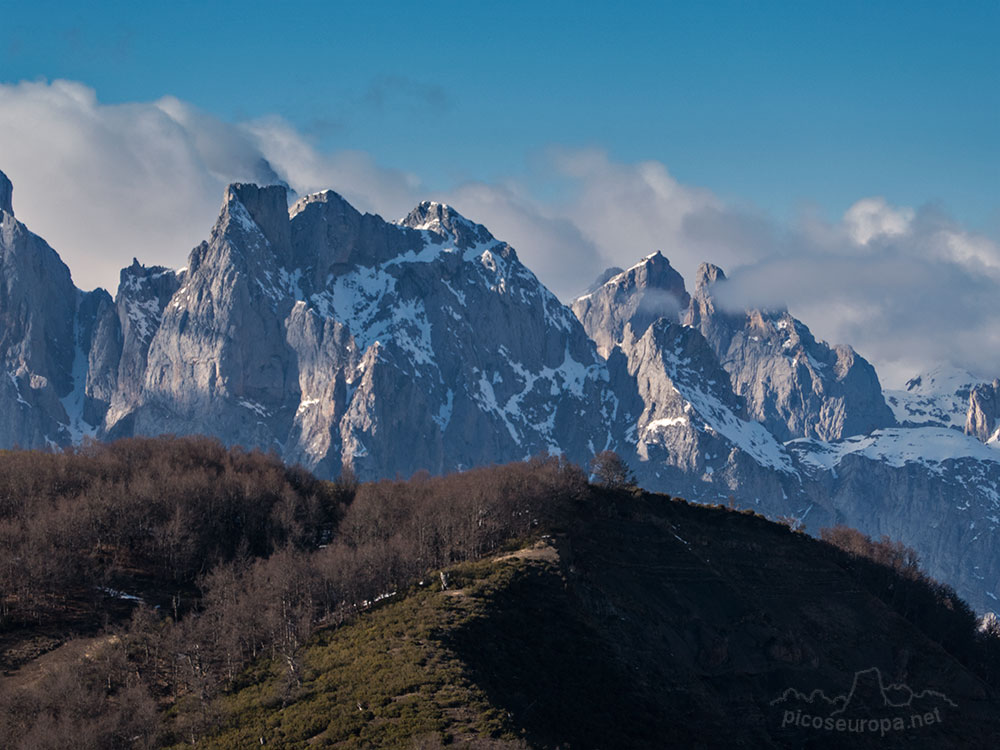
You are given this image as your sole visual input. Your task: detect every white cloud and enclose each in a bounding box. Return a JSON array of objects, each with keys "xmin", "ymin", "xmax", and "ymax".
[
  {"xmin": 0, "ymin": 80, "xmax": 427, "ymax": 291},
  {"xmin": 442, "ymin": 179, "xmax": 606, "ymax": 298},
  {"xmin": 546, "ymin": 148, "xmax": 723, "ymax": 283},
  {"xmin": 843, "ymin": 196, "xmax": 914, "ymax": 245},
  {"xmin": 243, "ymin": 116, "xmax": 425, "ymax": 218},
  {"xmin": 1, "ymin": 79, "xmax": 998, "ymax": 386},
  {"xmin": 715, "ymin": 203, "xmax": 1000, "ymax": 386},
  {"xmin": 0, "ymin": 81, "xmax": 244, "ymax": 290}
]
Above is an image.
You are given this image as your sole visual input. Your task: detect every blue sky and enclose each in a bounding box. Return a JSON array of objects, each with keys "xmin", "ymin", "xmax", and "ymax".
[
  {"xmin": 1, "ymin": 2, "xmax": 998, "ymax": 384},
  {"xmin": 3, "ymin": 1, "xmax": 997, "ymax": 230}
]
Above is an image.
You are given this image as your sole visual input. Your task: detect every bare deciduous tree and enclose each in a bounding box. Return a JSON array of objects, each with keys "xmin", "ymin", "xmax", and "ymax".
[{"xmin": 589, "ymin": 450, "xmax": 634, "ymax": 489}]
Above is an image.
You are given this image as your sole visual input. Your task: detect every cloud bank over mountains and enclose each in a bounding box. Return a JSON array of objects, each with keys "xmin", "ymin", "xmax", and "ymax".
[{"xmin": 0, "ymin": 79, "xmax": 997, "ymax": 386}]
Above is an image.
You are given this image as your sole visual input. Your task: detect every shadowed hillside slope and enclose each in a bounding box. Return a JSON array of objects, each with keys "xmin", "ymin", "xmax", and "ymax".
[
  {"xmin": 0, "ymin": 440, "xmax": 998, "ymax": 748},
  {"xmin": 194, "ymin": 492, "xmax": 1000, "ymax": 749}
]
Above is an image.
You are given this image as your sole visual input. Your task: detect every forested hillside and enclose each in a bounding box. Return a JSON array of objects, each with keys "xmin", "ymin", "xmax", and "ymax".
[{"xmin": 1, "ymin": 438, "xmax": 999, "ymax": 748}]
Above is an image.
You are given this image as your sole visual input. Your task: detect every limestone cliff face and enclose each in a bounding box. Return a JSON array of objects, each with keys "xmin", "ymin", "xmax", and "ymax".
[
  {"xmin": 78, "ymin": 287, "xmax": 119, "ymax": 428},
  {"xmin": 618, "ymin": 318, "xmax": 794, "ymax": 503},
  {"xmin": 96, "ymin": 260, "xmax": 181, "ymax": 436},
  {"xmin": 571, "ymin": 252, "xmax": 689, "ymax": 358},
  {"xmin": 684, "ymin": 262, "xmax": 895, "ymax": 442},
  {"xmin": 96, "ymin": 187, "xmax": 628, "ymax": 480},
  {"xmin": 0, "ymin": 169, "xmax": 106, "ymax": 446},
  {"xmin": 134, "ymin": 184, "xmax": 301, "ymax": 449},
  {"xmin": 966, "ymin": 380, "xmax": 1000, "ymax": 443}
]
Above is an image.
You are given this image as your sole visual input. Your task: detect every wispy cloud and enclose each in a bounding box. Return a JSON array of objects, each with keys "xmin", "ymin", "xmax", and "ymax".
[
  {"xmin": 714, "ymin": 204, "xmax": 1000, "ymax": 386},
  {"xmin": 0, "ymin": 79, "xmax": 997, "ymax": 386},
  {"xmin": 361, "ymin": 74, "xmax": 450, "ymax": 113},
  {"xmin": 0, "ymin": 80, "xmax": 427, "ymax": 291},
  {"xmin": 0, "ymin": 80, "xmax": 229, "ymax": 289},
  {"xmin": 442, "ymin": 179, "xmax": 606, "ymax": 298}
]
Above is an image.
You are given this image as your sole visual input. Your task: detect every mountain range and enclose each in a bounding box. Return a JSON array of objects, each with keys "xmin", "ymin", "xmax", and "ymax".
[{"xmin": 1, "ymin": 167, "xmax": 998, "ymax": 613}]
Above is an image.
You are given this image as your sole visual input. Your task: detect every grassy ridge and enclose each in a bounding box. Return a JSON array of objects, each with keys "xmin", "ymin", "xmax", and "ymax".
[
  {"xmin": 187, "ymin": 557, "xmax": 537, "ymax": 749},
  {"xmin": 188, "ymin": 491, "xmax": 1000, "ymax": 749}
]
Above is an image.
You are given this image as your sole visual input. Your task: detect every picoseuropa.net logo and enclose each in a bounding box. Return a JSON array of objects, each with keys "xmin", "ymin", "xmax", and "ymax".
[{"xmin": 771, "ymin": 667, "xmax": 957, "ymax": 737}]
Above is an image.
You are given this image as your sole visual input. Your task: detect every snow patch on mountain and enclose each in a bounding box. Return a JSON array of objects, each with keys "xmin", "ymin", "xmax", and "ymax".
[
  {"xmin": 383, "ymin": 232, "xmax": 467, "ymax": 266},
  {"xmin": 789, "ymin": 427, "xmax": 1000, "ymax": 473},
  {"xmin": 644, "ymin": 416, "xmax": 690, "ymax": 432},
  {"xmin": 649, "ymin": 327, "xmax": 797, "ymax": 474},
  {"xmin": 389, "ymin": 298, "xmax": 435, "ymax": 367},
  {"xmin": 327, "ymin": 267, "xmax": 396, "ymax": 348},
  {"xmin": 229, "ymin": 198, "xmax": 261, "ymax": 236},
  {"xmin": 124, "ymin": 297, "xmax": 162, "ymax": 341},
  {"xmin": 885, "ymin": 365, "xmax": 982, "ymax": 429},
  {"xmin": 686, "ymin": 391, "xmax": 797, "ymax": 474}
]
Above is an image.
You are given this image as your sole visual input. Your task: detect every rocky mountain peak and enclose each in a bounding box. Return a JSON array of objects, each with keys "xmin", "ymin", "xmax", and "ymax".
[
  {"xmin": 400, "ymin": 200, "xmax": 493, "ymax": 250},
  {"xmin": 121, "ymin": 257, "xmax": 163, "ymax": 287},
  {"xmin": 686, "ymin": 261, "xmax": 731, "ymax": 326},
  {"xmin": 118, "ymin": 259, "xmax": 179, "ymax": 305},
  {"xmin": 966, "ymin": 379, "xmax": 1000, "ymax": 443},
  {"xmin": 625, "ymin": 316, "xmax": 785, "ymax": 476},
  {"xmin": 684, "ymin": 262, "xmax": 735, "ymax": 351},
  {"xmin": 681, "ymin": 261, "xmax": 894, "ymax": 442},
  {"xmin": 0, "ymin": 168, "xmax": 82, "ymax": 446},
  {"xmin": 694, "ymin": 262, "xmax": 726, "ymax": 294},
  {"xmin": 885, "ymin": 365, "xmax": 983, "ymax": 430},
  {"xmin": 289, "ymin": 188, "xmax": 351, "ymax": 218},
  {"xmin": 0, "ymin": 169, "xmax": 12, "ymax": 216},
  {"xmin": 220, "ymin": 182, "xmax": 291, "ymax": 258},
  {"xmin": 571, "ymin": 252, "xmax": 690, "ymax": 358},
  {"xmin": 288, "ymin": 189, "xmax": 425, "ymax": 276}
]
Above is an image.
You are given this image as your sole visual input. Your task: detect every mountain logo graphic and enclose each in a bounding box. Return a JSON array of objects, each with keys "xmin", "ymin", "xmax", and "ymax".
[{"xmin": 771, "ymin": 667, "xmax": 956, "ymax": 736}]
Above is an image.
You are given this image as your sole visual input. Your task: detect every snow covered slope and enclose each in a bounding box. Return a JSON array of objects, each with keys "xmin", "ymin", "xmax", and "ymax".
[{"xmin": 884, "ymin": 365, "xmax": 983, "ymax": 429}]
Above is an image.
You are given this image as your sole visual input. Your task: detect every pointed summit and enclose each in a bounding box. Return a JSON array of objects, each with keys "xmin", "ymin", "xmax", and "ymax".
[
  {"xmin": 220, "ymin": 182, "xmax": 291, "ymax": 258},
  {"xmin": 401, "ymin": 200, "xmax": 461, "ymax": 229},
  {"xmin": 683, "ymin": 260, "xmax": 894, "ymax": 441},
  {"xmin": 0, "ymin": 165, "xmax": 79, "ymax": 437},
  {"xmin": 694, "ymin": 262, "xmax": 726, "ymax": 294},
  {"xmin": 571, "ymin": 251, "xmax": 690, "ymax": 358},
  {"xmin": 685, "ymin": 262, "xmax": 731, "ymax": 337},
  {"xmin": 289, "ymin": 189, "xmax": 424, "ymax": 273},
  {"xmin": 400, "ymin": 201, "xmax": 493, "ymax": 249},
  {"xmin": 0, "ymin": 169, "xmax": 13, "ymax": 215},
  {"xmin": 634, "ymin": 252, "xmax": 691, "ymax": 308}
]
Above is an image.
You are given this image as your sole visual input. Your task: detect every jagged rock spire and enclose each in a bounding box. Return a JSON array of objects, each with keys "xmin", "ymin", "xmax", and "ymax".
[
  {"xmin": 572, "ymin": 251, "xmax": 690, "ymax": 357},
  {"xmin": 400, "ymin": 200, "xmax": 494, "ymax": 250},
  {"xmin": 0, "ymin": 169, "xmax": 13, "ymax": 215},
  {"xmin": 694, "ymin": 261, "xmax": 726, "ymax": 293}
]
